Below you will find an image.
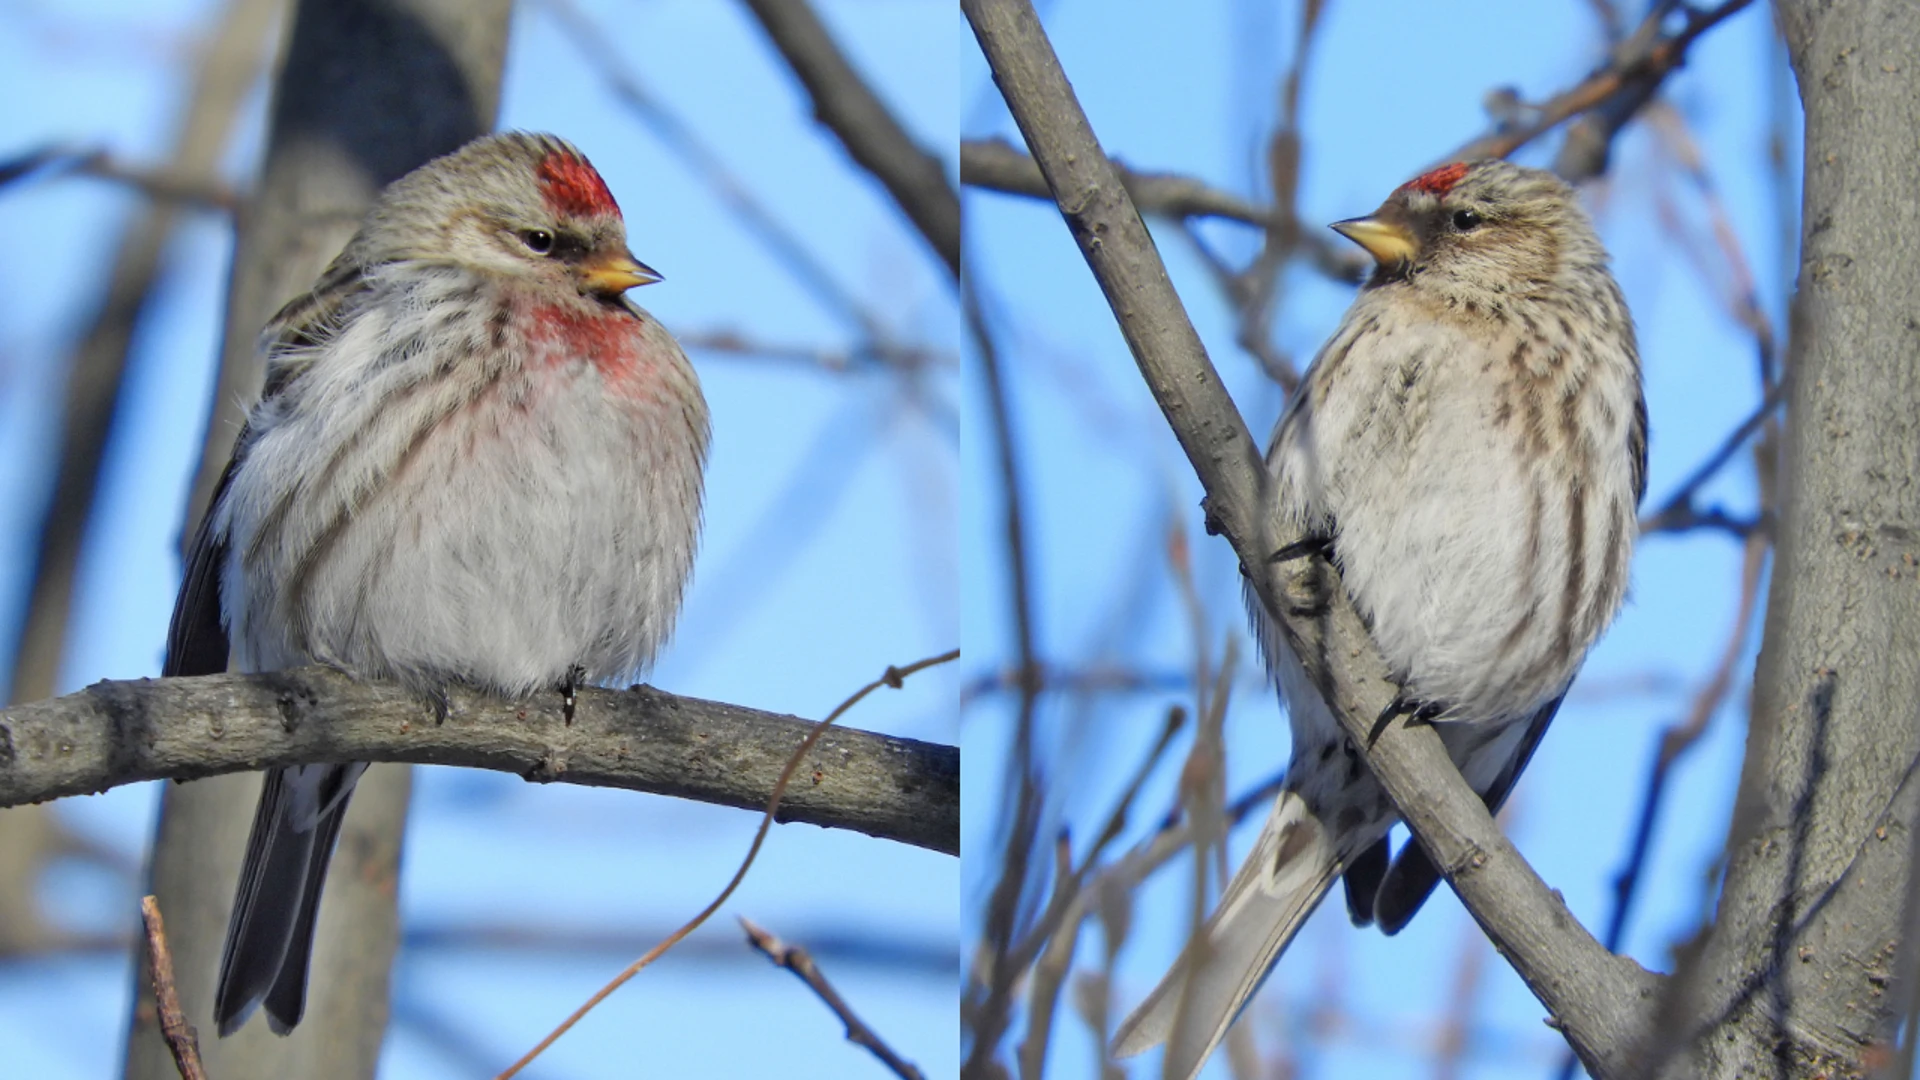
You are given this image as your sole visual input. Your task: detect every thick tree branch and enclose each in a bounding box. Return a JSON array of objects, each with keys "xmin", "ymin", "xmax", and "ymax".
[
  {"xmin": 1650, "ymin": 0, "xmax": 1920, "ymax": 1074},
  {"xmin": 0, "ymin": 668, "xmax": 959, "ymax": 856},
  {"xmin": 741, "ymin": 0, "xmax": 958, "ymax": 279},
  {"xmin": 962, "ymin": 1, "xmax": 1662, "ymax": 1074}
]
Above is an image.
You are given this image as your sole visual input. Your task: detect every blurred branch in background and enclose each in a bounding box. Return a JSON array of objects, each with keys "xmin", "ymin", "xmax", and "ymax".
[
  {"xmin": 740, "ymin": 0, "xmax": 960, "ymax": 279},
  {"xmin": 0, "ymin": 145, "xmax": 237, "ymax": 210},
  {"xmin": 0, "ymin": 0, "xmax": 276, "ymax": 1032},
  {"xmin": 961, "ymin": 135, "xmax": 1367, "ymax": 282},
  {"xmin": 0, "ymin": 667, "xmax": 960, "ymax": 855},
  {"xmin": 677, "ymin": 327, "xmax": 953, "ymax": 374},
  {"xmin": 959, "ymin": 274, "xmax": 1047, "ymax": 1079},
  {"xmin": 1450, "ymin": 0, "xmax": 1755, "ymax": 177},
  {"xmin": 540, "ymin": 0, "xmax": 896, "ymax": 351},
  {"xmin": 7, "ymin": 0, "xmax": 275, "ymax": 707}
]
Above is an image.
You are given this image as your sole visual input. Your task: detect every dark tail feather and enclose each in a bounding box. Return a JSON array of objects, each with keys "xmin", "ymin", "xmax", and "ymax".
[
  {"xmin": 1342, "ymin": 836, "xmax": 1390, "ymax": 927},
  {"xmin": 214, "ymin": 764, "xmax": 360, "ymax": 1036},
  {"xmin": 1375, "ymin": 696, "xmax": 1567, "ymax": 934},
  {"xmin": 1374, "ymin": 842, "xmax": 1447, "ymax": 934}
]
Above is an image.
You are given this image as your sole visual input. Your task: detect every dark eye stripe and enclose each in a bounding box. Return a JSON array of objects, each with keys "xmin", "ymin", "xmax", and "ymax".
[{"xmin": 548, "ymin": 232, "xmax": 592, "ymax": 261}]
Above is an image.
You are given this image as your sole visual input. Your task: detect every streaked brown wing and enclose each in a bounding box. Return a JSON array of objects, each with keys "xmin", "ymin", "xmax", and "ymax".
[{"xmin": 258, "ymin": 255, "xmax": 370, "ymax": 401}]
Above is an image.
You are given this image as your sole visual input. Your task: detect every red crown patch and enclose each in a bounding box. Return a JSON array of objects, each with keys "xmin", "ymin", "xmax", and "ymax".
[
  {"xmin": 536, "ymin": 150, "xmax": 620, "ymax": 218},
  {"xmin": 1399, "ymin": 162, "xmax": 1470, "ymax": 197}
]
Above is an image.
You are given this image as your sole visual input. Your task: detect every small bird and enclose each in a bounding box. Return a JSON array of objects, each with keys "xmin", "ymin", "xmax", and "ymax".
[
  {"xmin": 1112, "ymin": 160, "xmax": 1646, "ymax": 1077},
  {"xmin": 166, "ymin": 132, "xmax": 710, "ymax": 1036}
]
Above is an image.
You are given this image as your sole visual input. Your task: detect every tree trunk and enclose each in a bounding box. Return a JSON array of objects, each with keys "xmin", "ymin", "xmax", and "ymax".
[
  {"xmin": 124, "ymin": 2, "xmax": 512, "ymax": 1078},
  {"xmin": 1655, "ymin": 1, "xmax": 1920, "ymax": 1074}
]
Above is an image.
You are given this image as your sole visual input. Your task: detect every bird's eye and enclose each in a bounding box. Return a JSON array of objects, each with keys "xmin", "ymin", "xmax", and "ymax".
[
  {"xmin": 521, "ymin": 229, "xmax": 555, "ymax": 255},
  {"xmin": 1451, "ymin": 209, "xmax": 1482, "ymax": 231}
]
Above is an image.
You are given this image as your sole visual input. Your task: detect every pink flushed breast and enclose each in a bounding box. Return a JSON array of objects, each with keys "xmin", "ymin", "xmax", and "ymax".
[
  {"xmin": 525, "ymin": 301, "xmax": 662, "ymax": 401},
  {"xmin": 536, "ymin": 150, "xmax": 620, "ymax": 219}
]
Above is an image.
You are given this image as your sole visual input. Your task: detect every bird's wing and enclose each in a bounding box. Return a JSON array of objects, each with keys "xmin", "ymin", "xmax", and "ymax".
[
  {"xmin": 165, "ymin": 453, "xmax": 240, "ymax": 678},
  {"xmin": 256, "ymin": 253, "xmax": 372, "ymax": 400}
]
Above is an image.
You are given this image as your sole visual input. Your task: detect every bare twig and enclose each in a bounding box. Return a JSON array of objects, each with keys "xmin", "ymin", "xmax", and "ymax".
[
  {"xmin": 741, "ymin": 916, "xmax": 927, "ymax": 1080},
  {"xmin": 741, "ymin": 0, "xmax": 958, "ymax": 278},
  {"xmin": 962, "ymin": 3, "xmax": 1663, "ymax": 1074},
  {"xmin": 964, "ymin": 135, "xmax": 1270, "ymax": 227},
  {"xmin": 494, "ymin": 649, "xmax": 959, "ymax": 1079},
  {"xmin": 1221, "ymin": 0, "xmax": 1327, "ymax": 392},
  {"xmin": 139, "ymin": 896, "xmax": 207, "ymax": 1080}
]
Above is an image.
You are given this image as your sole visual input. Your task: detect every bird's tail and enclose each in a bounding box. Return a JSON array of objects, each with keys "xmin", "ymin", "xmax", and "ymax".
[
  {"xmin": 213, "ymin": 762, "xmax": 364, "ymax": 1036},
  {"xmin": 1111, "ymin": 788, "xmax": 1344, "ymax": 1080}
]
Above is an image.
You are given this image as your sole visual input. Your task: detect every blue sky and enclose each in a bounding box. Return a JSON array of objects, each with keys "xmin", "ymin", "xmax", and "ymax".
[
  {"xmin": 0, "ymin": 1, "xmax": 957, "ymax": 1077},
  {"xmin": 961, "ymin": 2, "xmax": 1787, "ymax": 1077}
]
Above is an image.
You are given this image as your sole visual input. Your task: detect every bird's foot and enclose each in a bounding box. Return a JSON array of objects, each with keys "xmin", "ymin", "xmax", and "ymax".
[
  {"xmin": 1368, "ymin": 689, "xmax": 1447, "ymax": 747},
  {"xmin": 560, "ymin": 664, "xmax": 587, "ymax": 724},
  {"xmin": 1269, "ymin": 532, "xmax": 1336, "ymax": 565},
  {"xmin": 427, "ymin": 684, "xmax": 453, "ymax": 725}
]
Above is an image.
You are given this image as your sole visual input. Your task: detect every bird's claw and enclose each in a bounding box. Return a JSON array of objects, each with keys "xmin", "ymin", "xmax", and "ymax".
[
  {"xmin": 428, "ymin": 684, "xmax": 452, "ymax": 725},
  {"xmin": 1368, "ymin": 690, "xmax": 1447, "ymax": 747},
  {"xmin": 1269, "ymin": 533, "xmax": 1335, "ymax": 565},
  {"xmin": 561, "ymin": 663, "xmax": 587, "ymax": 724}
]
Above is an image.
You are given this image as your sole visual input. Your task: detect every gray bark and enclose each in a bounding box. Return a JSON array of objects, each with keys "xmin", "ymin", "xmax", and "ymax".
[
  {"xmin": 1652, "ymin": 2, "xmax": 1920, "ymax": 1076},
  {"xmin": 1, "ymin": 668, "xmax": 961, "ymax": 853},
  {"xmin": 126, "ymin": 2, "xmax": 512, "ymax": 1078}
]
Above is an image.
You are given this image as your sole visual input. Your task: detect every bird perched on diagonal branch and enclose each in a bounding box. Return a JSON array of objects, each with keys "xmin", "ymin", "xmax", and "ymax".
[{"xmin": 1114, "ymin": 159, "xmax": 1646, "ymax": 1079}]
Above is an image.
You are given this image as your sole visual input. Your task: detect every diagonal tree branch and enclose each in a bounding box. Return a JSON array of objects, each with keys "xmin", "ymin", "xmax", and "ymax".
[
  {"xmin": 740, "ymin": 0, "xmax": 959, "ymax": 279},
  {"xmin": 961, "ymin": 2, "xmax": 1663, "ymax": 1076},
  {"xmin": 0, "ymin": 668, "xmax": 959, "ymax": 856}
]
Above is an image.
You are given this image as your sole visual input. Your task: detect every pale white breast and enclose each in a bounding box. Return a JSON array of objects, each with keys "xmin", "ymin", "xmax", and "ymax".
[
  {"xmin": 220, "ymin": 270, "xmax": 708, "ymax": 695},
  {"xmin": 1264, "ymin": 290, "xmax": 1637, "ymax": 724}
]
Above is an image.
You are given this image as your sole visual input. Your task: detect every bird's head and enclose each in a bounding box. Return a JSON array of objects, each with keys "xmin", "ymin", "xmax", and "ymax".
[
  {"xmin": 1333, "ymin": 159, "xmax": 1600, "ymax": 298},
  {"xmin": 359, "ymin": 131, "xmax": 660, "ymax": 301}
]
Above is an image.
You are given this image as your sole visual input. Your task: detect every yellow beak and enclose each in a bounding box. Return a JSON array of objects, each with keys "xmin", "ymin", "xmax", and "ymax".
[
  {"xmin": 1331, "ymin": 217, "xmax": 1417, "ymax": 268},
  {"xmin": 581, "ymin": 253, "xmax": 663, "ymax": 294}
]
